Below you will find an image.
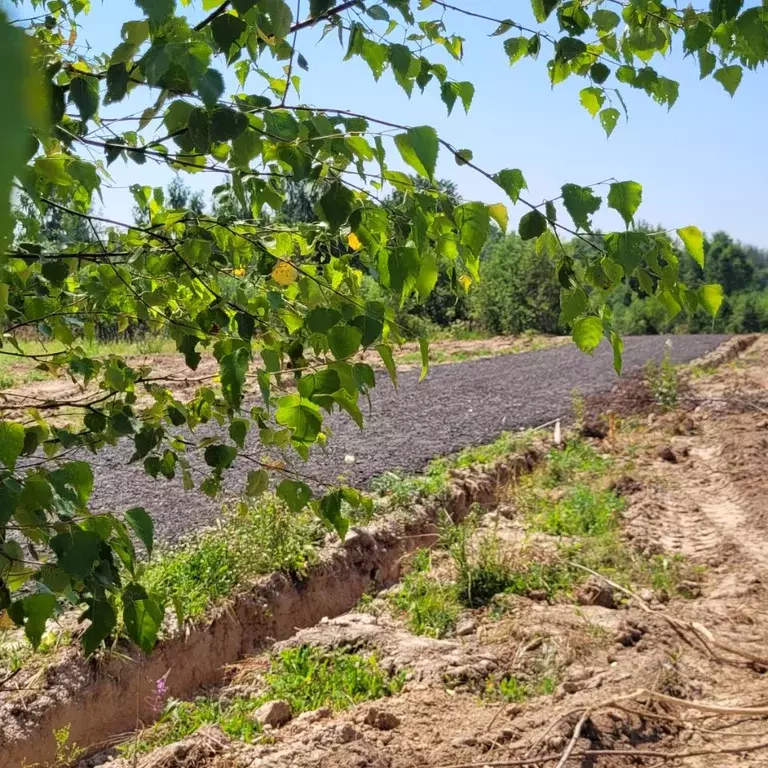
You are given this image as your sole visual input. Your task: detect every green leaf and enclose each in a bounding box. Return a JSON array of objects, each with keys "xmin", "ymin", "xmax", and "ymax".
[
  {"xmin": 494, "ymin": 168, "xmax": 527, "ymax": 203},
  {"xmin": 231, "ymin": 128, "xmax": 263, "ymax": 167},
  {"xmin": 229, "ymin": 419, "xmax": 248, "ymax": 449},
  {"xmin": 531, "ymin": 0, "xmax": 558, "ymax": 23},
  {"xmin": 204, "ymin": 444, "xmax": 237, "ymax": 469},
  {"xmin": 699, "ymin": 49, "xmax": 717, "ymax": 79},
  {"xmin": 579, "ymin": 86, "xmax": 605, "ymax": 117},
  {"xmin": 82, "ymin": 600, "xmax": 116, "ymax": 656},
  {"xmin": 211, "ymin": 13, "xmax": 247, "ymax": 57},
  {"xmin": 135, "ymin": 0, "xmax": 176, "ymax": 25},
  {"xmin": 105, "ymin": 64, "xmax": 130, "ymax": 104},
  {"xmin": 298, "ymin": 369, "xmax": 341, "ymax": 398},
  {"xmin": 0, "ymin": 16, "xmax": 32, "ymax": 249},
  {"xmin": 327, "ymin": 325, "xmax": 363, "ymax": 360},
  {"xmin": 599, "ymin": 107, "xmax": 620, "ymax": 137},
  {"xmin": 333, "ymin": 390, "xmax": 364, "ymax": 428},
  {"xmin": 698, "ymin": 283, "xmax": 724, "ymax": 316},
  {"xmin": 518, "ymin": 210, "xmax": 547, "ymax": 240},
  {"xmin": 713, "ymin": 65, "xmax": 742, "ymax": 96},
  {"xmin": 607, "ymin": 181, "xmax": 643, "ymax": 226},
  {"xmin": 275, "ymin": 395, "xmax": 322, "ymax": 443},
  {"xmin": 572, "ymin": 316, "xmax": 603, "ymax": 354},
  {"xmin": 0, "ymin": 421, "xmax": 25, "ymax": 471},
  {"xmin": 306, "ymin": 307, "xmax": 342, "ymax": 333},
  {"xmin": 677, "ymin": 226, "xmax": 705, "ymax": 268},
  {"xmin": 376, "ymin": 344, "xmax": 397, "ymax": 389},
  {"xmin": 419, "ymin": 337, "xmax": 429, "ymax": 382},
  {"xmin": 50, "ymin": 529, "xmax": 102, "ymax": 580},
  {"xmin": 310, "ymin": 0, "xmax": 335, "ymax": 16},
  {"xmin": 710, "ymin": 0, "xmax": 743, "ymax": 25},
  {"xmin": 276, "ymin": 479, "xmax": 311, "ymax": 513},
  {"xmin": 21, "ymin": 594, "xmax": 57, "ymax": 649},
  {"xmin": 221, "ymin": 346, "xmax": 250, "ymax": 409},
  {"xmin": 559, "ymin": 287, "xmax": 588, "ymax": 325},
  {"xmin": 123, "ymin": 595, "xmax": 163, "ymax": 653},
  {"xmin": 487, "ymin": 203, "xmax": 509, "ymax": 232},
  {"xmin": 316, "ymin": 182, "xmax": 355, "ymax": 229},
  {"xmin": 125, "ymin": 507, "xmax": 154, "ymax": 558},
  {"xmin": 197, "ymin": 68, "xmax": 225, "ymax": 109},
  {"xmin": 320, "ymin": 491, "xmax": 349, "ymax": 540},
  {"xmin": 593, "ymin": 9, "xmax": 620, "ymax": 30},
  {"xmin": 210, "ymin": 107, "xmax": 248, "ymax": 142},
  {"xmin": 455, "ymin": 202, "xmax": 490, "ymax": 256},
  {"xmin": 605, "ymin": 231, "xmax": 648, "ymax": 275},
  {"xmin": 394, "ymin": 126, "xmax": 439, "ymax": 180},
  {"xmin": 245, "ymin": 469, "xmax": 269, "ymax": 498},
  {"xmin": 590, "ymin": 62, "xmax": 611, "ymax": 84},
  {"xmin": 561, "ymin": 184, "xmax": 602, "ymax": 231},
  {"xmin": 504, "ymin": 37, "xmax": 528, "ymax": 65},
  {"xmin": 69, "ymin": 76, "xmax": 100, "ymax": 122},
  {"xmin": 610, "ymin": 332, "xmax": 624, "ymax": 375}
]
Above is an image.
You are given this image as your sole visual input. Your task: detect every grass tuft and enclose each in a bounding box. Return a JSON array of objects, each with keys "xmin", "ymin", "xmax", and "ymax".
[
  {"xmin": 142, "ymin": 495, "xmax": 324, "ymax": 620},
  {"xmin": 390, "ymin": 551, "xmax": 461, "ymax": 638}
]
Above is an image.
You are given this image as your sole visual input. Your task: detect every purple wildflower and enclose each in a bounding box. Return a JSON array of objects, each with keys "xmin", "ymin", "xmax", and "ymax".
[{"xmin": 145, "ymin": 671, "xmax": 170, "ymax": 715}]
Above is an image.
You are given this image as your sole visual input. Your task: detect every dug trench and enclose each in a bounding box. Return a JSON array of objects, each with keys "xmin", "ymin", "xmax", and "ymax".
[
  {"xmin": 0, "ymin": 446, "xmax": 540, "ymax": 767},
  {"xmin": 6, "ymin": 334, "xmax": 768, "ymax": 768}
]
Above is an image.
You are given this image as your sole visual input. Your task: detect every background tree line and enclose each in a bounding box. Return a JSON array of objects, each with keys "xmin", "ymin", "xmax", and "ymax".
[{"xmin": 20, "ymin": 175, "xmax": 766, "ymax": 342}]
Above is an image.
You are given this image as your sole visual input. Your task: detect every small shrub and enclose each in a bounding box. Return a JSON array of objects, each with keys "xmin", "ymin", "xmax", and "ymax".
[{"xmin": 645, "ymin": 348, "xmax": 678, "ymax": 410}]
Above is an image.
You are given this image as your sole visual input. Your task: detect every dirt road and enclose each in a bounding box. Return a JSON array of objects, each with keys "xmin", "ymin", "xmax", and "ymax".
[{"xmin": 87, "ymin": 334, "xmax": 729, "ymax": 542}]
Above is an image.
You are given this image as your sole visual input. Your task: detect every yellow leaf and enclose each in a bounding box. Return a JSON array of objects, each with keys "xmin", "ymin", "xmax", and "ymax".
[
  {"xmin": 233, "ymin": 267, "xmax": 245, "ymax": 277},
  {"xmin": 271, "ymin": 261, "xmax": 298, "ymax": 286},
  {"xmin": 487, "ymin": 202, "xmax": 508, "ymax": 232},
  {"xmin": 458, "ymin": 274, "xmax": 472, "ymax": 292},
  {"xmin": 347, "ymin": 232, "xmax": 362, "ymax": 251}
]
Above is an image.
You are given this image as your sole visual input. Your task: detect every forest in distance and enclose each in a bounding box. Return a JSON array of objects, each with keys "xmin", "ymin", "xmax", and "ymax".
[{"xmin": 18, "ymin": 174, "xmax": 767, "ymax": 343}]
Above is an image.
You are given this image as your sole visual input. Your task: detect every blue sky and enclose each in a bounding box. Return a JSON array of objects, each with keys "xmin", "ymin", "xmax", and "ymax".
[{"xmin": 13, "ymin": 0, "xmax": 768, "ymax": 246}]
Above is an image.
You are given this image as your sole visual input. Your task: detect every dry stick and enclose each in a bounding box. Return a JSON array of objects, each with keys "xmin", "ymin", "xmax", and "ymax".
[
  {"xmin": 566, "ymin": 561, "xmax": 768, "ymax": 668},
  {"xmin": 439, "ymin": 737, "xmax": 768, "ymax": 767},
  {"xmin": 554, "ymin": 709, "xmax": 590, "ymax": 768}
]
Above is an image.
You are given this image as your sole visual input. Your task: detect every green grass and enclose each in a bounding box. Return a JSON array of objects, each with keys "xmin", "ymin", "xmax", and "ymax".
[
  {"xmin": 262, "ymin": 646, "xmax": 406, "ymax": 713},
  {"xmin": 142, "ymin": 495, "xmax": 324, "ymax": 620},
  {"xmin": 530, "ymin": 485, "xmax": 625, "ymax": 538},
  {"xmin": 390, "ymin": 551, "xmax": 461, "ymax": 637},
  {"xmin": 126, "ymin": 696, "xmax": 263, "ymax": 755},
  {"xmin": 122, "ymin": 646, "xmax": 405, "ymax": 757},
  {"xmin": 539, "ymin": 441, "xmax": 611, "ymax": 488},
  {"xmin": 488, "ymin": 673, "xmax": 558, "ymax": 702},
  {"xmin": 371, "ymin": 431, "xmax": 535, "ymax": 504}
]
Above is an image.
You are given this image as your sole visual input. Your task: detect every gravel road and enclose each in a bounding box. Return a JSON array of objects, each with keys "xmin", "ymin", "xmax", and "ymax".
[{"xmin": 85, "ymin": 334, "xmax": 730, "ymax": 542}]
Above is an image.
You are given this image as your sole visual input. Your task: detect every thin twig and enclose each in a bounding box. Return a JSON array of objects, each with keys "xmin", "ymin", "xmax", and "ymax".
[{"xmin": 554, "ymin": 709, "xmax": 589, "ymax": 768}]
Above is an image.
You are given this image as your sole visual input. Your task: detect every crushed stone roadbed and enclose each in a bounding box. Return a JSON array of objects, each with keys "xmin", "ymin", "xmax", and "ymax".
[{"xmin": 87, "ymin": 334, "xmax": 730, "ymax": 542}]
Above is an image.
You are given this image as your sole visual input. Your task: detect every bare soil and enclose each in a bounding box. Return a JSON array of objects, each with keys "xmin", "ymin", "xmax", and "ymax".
[{"xmin": 73, "ymin": 335, "xmax": 768, "ymax": 768}]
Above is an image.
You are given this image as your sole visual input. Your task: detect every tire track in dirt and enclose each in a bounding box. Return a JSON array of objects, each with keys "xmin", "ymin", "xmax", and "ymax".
[{"xmin": 83, "ymin": 334, "xmax": 729, "ymax": 543}]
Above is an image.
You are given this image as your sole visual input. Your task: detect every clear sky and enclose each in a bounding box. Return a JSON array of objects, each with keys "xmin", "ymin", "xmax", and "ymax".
[{"xmin": 12, "ymin": 0, "xmax": 768, "ymax": 246}]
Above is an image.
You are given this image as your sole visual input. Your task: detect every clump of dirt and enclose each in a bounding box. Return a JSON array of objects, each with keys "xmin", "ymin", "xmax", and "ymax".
[{"xmin": 93, "ymin": 335, "xmax": 768, "ymax": 768}]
